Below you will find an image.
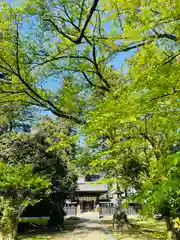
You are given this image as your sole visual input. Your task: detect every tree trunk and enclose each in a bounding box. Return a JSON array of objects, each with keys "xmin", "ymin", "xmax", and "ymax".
[
  {"xmin": 174, "ymin": 230, "xmax": 180, "ymax": 240},
  {"xmin": 2, "ymin": 223, "xmax": 18, "ymax": 240},
  {"xmin": 2, "ymin": 232, "xmax": 17, "ymax": 240},
  {"xmin": 9, "ymin": 120, "xmax": 13, "ymax": 132},
  {"xmin": 48, "ymin": 204, "xmax": 65, "ymax": 230},
  {"xmin": 164, "ymin": 216, "xmax": 173, "ymax": 240},
  {"xmin": 164, "ymin": 216, "xmax": 180, "ymax": 240}
]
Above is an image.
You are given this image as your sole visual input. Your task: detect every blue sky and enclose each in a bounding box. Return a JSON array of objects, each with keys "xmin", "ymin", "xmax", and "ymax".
[{"xmin": 44, "ymin": 50, "xmax": 134, "ymax": 92}]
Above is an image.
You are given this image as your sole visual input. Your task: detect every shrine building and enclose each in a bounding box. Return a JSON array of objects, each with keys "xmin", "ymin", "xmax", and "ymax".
[{"xmin": 66, "ymin": 174, "xmax": 110, "ymax": 212}]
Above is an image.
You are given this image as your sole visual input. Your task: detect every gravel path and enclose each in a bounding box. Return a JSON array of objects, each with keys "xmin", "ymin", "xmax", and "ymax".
[{"xmin": 69, "ymin": 212, "xmax": 114, "ymax": 240}]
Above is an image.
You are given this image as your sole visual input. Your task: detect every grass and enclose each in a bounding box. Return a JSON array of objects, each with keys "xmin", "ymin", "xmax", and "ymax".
[
  {"xmin": 20, "ymin": 237, "xmax": 50, "ymax": 240},
  {"xmin": 19, "ymin": 216, "xmax": 80, "ymax": 226},
  {"xmin": 20, "ymin": 217, "xmax": 49, "ymax": 225},
  {"xmin": 18, "ymin": 216, "xmax": 81, "ymax": 240},
  {"xmin": 101, "ymin": 217, "xmax": 167, "ymax": 240}
]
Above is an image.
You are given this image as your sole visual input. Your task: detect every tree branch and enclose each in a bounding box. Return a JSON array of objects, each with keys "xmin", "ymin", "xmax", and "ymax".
[
  {"xmin": 15, "ymin": 18, "xmax": 21, "ymax": 76},
  {"xmin": 0, "ymin": 26, "xmax": 85, "ymax": 124},
  {"xmin": 152, "ymin": 29, "xmax": 178, "ymax": 41},
  {"xmin": 16, "ymin": 73, "xmax": 84, "ymax": 123},
  {"xmin": 92, "ymin": 43, "xmax": 110, "ymax": 91},
  {"xmin": 41, "ymin": 6, "xmax": 111, "ymax": 91},
  {"xmin": 32, "ymin": 51, "xmax": 111, "ymax": 91},
  {"xmin": 44, "ymin": 0, "xmax": 99, "ymax": 44},
  {"xmin": 77, "ymin": 0, "xmax": 99, "ymax": 43},
  {"xmin": 161, "ymin": 52, "xmax": 180, "ymax": 66},
  {"xmin": 43, "ymin": 18, "xmax": 77, "ymax": 42},
  {"xmin": 0, "ymin": 64, "xmax": 14, "ymax": 74},
  {"xmin": 82, "ymin": 71, "xmax": 108, "ymax": 91},
  {"xmin": 115, "ymin": 40, "xmax": 153, "ymax": 52},
  {"xmin": 140, "ymin": 132, "xmax": 161, "ymax": 160},
  {"xmin": 0, "ymin": 99, "xmax": 42, "ymax": 107},
  {"xmin": 82, "ymin": 72, "xmax": 94, "ymax": 86},
  {"xmin": 31, "ymin": 54, "xmax": 95, "ymax": 68},
  {"xmin": 0, "ymin": 89, "xmax": 26, "ymax": 95},
  {"xmin": 0, "ymin": 56, "xmax": 15, "ymax": 73},
  {"xmin": 79, "ymin": 0, "xmax": 86, "ymax": 28},
  {"xmin": 110, "ymin": 30, "xmax": 177, "ymax": 54},
  {"xmin": 150, "ymin": 89, "xmax": 180, "ymax": 102}
]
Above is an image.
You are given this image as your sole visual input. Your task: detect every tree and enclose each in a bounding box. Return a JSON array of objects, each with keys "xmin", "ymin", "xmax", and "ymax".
[
  {"xmin": 0, "ymin": 72, "xmax": 37, "ymax": 133},
  {"xmin": 1, "ymin": 0, "xmax": 178, "ymax": 124},
  {"xmin": 136, "ymin": 152, "xmax": 180, "ymax": 239},
  {"xmin": 34, "ymin": 118, "xmax": 79, "ymax": 228},
  {"xmin": 0, "ymin": 118, "xmax": 78, "ymax": 229},
  {"xmin": 77, "ymin": 79, "xmax": 180, "ymax": 239},
  {"xmin": 0, "ymin": 163, "xmax": 51, "ymax": 240},
  {"xmin": 0, "ymin": 0, "xmax": 180, "ymax": 238},
  {"xmin": 0, "ymin": 104, "xmax": 36, "ymax": 133}
]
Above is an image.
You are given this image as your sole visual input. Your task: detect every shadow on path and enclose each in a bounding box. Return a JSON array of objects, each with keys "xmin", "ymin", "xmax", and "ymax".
[
  {"xmin": 69, "ymin": 212, "xmax": 115, "ymax": 240},
  {"xmin": 19, "ymin": 214, "xmax": 115, "ymax": 240}
]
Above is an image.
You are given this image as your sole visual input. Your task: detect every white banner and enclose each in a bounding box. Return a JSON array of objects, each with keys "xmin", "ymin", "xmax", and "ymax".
[{"xmin": 79, "ymin": 196, "xmax": 97, "ymax": 201}]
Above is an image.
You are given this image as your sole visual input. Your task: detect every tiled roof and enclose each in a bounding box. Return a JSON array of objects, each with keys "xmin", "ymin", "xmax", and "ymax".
[{"xmin": 77, "ymin": 182, "xmax": 108, "ymax": 192}]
